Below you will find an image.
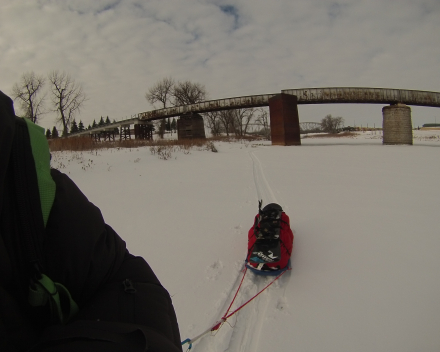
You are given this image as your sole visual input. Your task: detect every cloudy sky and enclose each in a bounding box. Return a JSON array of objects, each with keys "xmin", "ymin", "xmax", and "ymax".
[{"xmin": 1, "ymin": 0, "xmax": 439, "ymax": 131}]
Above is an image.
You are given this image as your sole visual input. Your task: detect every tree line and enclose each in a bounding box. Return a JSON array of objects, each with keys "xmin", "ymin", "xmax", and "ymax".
[
  {"xmin": 45, "ymin": 116, "xmax": 134, "ymax": 139},
  {"xmin": 145, "ymin": 77, "xmax": 270, "ymax": 138},
  {"xmin": 12, "ymin": 71, "xmax": 87, "ymax": 137},
  {"xmin": 145, "ymin": 78, "xmax": 346, "ymax": 138},
  {"xmin": 12, "ymin": 71, "xmax": 345, "ymax": 140}
]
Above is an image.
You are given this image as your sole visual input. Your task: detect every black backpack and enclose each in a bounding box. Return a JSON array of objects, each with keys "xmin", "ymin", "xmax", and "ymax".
[
  {"xmin": 254, "ymin": 202, "xmax": 283, "ymax": 240},
  {"xmin": 249, "ymin": 202, "xmax": 283, "ymax": 267}
]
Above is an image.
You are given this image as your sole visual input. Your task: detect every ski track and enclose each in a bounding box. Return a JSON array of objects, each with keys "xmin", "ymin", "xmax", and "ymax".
[
  {"xmin": 250, "ymin": 151, "xmax": 277, "ymax": 207},
  {"xmin": 191, "ymin": 150, "xmax": 284, "ymax": 352},
  {"xmin": 225, "ymin": 151, "xmax": 277, "ymax": 352},
  {"xmin": 227, "ymin": 275, "xmax": 272, "ymax": 352}
]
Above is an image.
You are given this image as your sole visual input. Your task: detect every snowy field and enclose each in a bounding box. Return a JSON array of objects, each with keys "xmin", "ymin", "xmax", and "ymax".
[{"xmin": 51, "ymin": 130, "xmax": 440, "ymax": 352}]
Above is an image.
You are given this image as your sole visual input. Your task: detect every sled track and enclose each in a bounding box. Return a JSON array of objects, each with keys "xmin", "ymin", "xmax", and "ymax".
[
  {"xmin": 191, "ymin": 151, "xmax": 281, "ymax": 351},
  {"xmin": 249, "ymin": 151, "xmax": 278, "ymax": 207},
  {"xmin": 190, "ymin": 150, "xmax": 285, "ymax": 352},
  {"xmin": 191, "ymin": 265, "xmax": 275, "ymax": 352},
  {"xmin": 225, "ymin": 274, "xmax": 272, "ymax": 352},
  {"xmin": 224, "ymin": 152, "xmax": 280, "ymax": 351},
  {"xmin": 225, "ymin": 151, "xmax": 281, "ymax": 351}
]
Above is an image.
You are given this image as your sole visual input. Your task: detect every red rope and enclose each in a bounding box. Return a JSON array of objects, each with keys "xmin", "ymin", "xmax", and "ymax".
[
  {"xmin": 211, "ymin": 266, "xmax": 248, "ymax": 331},
  {"xmin": 211, "ymin": 266, "xmax": 290, "ymax": 331},
  {"xmin": 223, "ymin": 267, "xmax": 248, "ymax": 318},
  {"xmin": 223, "ymin": 268, "xmax": 289, "ymax": 321}
]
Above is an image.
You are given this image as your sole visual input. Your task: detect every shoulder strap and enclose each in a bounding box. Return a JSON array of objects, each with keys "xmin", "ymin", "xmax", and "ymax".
[{"xmin": 28, "ymin": 273, "xmax": 78, "ymax": 324}]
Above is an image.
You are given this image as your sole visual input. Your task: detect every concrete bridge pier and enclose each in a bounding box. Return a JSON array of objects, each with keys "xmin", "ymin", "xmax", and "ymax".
[
  {"xmin": 269, "ymin": 94, "xmax": 301, "ymax": 146},
  {"xmin": 382, "ymin": 103, "xmax": 413, "ymax": 145}
]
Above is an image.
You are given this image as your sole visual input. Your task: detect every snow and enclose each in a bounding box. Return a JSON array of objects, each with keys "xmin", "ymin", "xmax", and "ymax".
[{"xmin": 51, "ymin": 130, "xmax": 440, "ymax": 352}]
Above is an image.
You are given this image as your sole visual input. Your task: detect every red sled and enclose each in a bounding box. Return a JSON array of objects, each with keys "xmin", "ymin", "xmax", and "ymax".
[{"xmin": 246, "ymin": 202, "xmax": 294, "ymax": 275}]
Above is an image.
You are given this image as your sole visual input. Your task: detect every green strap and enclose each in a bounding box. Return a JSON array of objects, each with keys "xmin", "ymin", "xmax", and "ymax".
[
  {"xmin": 23, "ymin": 118, "xmax": 56, "ymax": 227},
  {"xmin": 28, "ymin": 274, "xmax": 79, "ymax": 324}
]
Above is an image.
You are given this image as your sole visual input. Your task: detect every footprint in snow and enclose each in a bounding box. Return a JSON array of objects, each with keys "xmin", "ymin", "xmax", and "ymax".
[
  {"xmin": 276, "ymin": 297, "xmax": 291, "ymax": 315},
  {"xmin": 234, "ymin": 225, "xmax": 242, "ymax": 235},
  {"xmin": 205, "ymin": 260, "xmax": 223, "ymax": 281}
]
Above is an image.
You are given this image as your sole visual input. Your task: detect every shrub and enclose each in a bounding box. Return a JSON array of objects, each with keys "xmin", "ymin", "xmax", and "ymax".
[{"xmin": 321, "ymin": 115, "xmax": 344, "ymax": 134}]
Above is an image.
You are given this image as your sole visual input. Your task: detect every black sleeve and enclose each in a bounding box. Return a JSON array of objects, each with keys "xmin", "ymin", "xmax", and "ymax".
[
  {"xmin": 42, "ymin": 169, "xmax": 182, "ymax": 351},
  {"xmin": 45, "ymin": 169, "xmax": 127, "ymax": 305}
]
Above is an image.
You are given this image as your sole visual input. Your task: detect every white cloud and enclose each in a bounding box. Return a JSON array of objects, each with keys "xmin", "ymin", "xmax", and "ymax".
[{"xmin": 1, "ymin": 0, "xmax": 439, "ymax": 130}]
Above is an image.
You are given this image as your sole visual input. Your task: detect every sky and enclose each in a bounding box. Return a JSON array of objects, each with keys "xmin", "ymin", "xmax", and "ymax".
[
  {"xmin": 51, "ymin": 130, "xmax": 440, "ymax": 351},
  {"xmin": 1, "ymin": 0, "xmax": 440, "ymax": 131}
]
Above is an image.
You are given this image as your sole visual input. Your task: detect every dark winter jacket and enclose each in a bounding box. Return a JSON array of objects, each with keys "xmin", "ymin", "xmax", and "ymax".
[{"xmin": 0, "ymin": 91, "xmax": 182, "ymax": 351}]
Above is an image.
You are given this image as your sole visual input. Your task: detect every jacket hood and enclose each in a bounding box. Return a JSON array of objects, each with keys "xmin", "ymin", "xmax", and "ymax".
[{"xmin": 0, "ymin": 91, "xmax": 55, "ymax": 226}]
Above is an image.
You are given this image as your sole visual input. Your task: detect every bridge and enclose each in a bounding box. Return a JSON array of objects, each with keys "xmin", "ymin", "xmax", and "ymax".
[
  {"xmin": 73, "ymin": 87, "xmax": 440, "ymax": 145},
  {"xmin": 136, "ymin": 87, "xmax": 440, "ymax": 121}
]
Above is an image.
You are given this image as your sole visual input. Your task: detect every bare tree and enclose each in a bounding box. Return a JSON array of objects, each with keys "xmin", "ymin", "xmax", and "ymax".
[
  {"xmin": 255, "ymin": 108, "xmax": 270, "ymax": 139},
  {"xmin": 145, "ymin": 78, "xmax": 207, "ymax": 108},
  {"xmin": 48, "ymin": 70, "xmax": 87, "ymax": 136},
  {"xmin": 145, "ymin": 77, "xmax": 175, "ymax": 109},
  {"xmin": 205, "ymin": 108, "xmax": 259, "ymax": 137},
  {"xmin": 11, "ymin": 71, "xmax": 46, "ymax": 123},
  {"xmin": 218, "ymin": 110, "xmax": 236, "ymax": 137},
  {"xmin": 204, "ymin": 111, "xmax": 223, "ymax": 136},
  {"xmin": 321, "ymin": 114, "xmax": 344, "ymax": 133},
  {"xmin": 145, "ymin": 78, "xmax": 207, "ymax": 137},
  {"xmin": 232, "ymin": 108, "xmax": 256, "ymax": 137},
  {"xmin": 172, "ymin": 80, "xmax": 207, "ymax": 106}
]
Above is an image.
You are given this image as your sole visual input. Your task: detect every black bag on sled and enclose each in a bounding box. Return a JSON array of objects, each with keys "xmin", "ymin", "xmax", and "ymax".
[{"xmin": 246, "ymin": 202, "xmax": 294, "ymax": 273}]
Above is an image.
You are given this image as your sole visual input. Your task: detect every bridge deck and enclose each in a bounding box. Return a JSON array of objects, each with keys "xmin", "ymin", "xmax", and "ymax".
[
  {"xmin": 282, "ymin": 87, "xmax": 440, "ymax": 107},
  {"xmin": 71, "ymin": 87, "xmax": 440, "ymax": 137},
  {"xmin": 138, "ymin": 87, "xmax": 440, "ymax": 121}
]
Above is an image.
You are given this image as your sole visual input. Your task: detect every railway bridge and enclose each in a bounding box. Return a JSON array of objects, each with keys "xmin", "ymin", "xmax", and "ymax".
[{"xmin": 74, "ymin": 87, "xmax": 440, "ymax": 145}]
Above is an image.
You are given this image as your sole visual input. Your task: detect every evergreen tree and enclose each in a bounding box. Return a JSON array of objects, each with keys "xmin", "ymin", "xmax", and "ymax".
[
  {"xmin": 87, "ymin": 124, "xmax": 92, "ymax": 130},
  {"xmin": 166, "ymin": 118, "xmax": 171, "ymax": 132},
  {"xmin": 171, "ymin": 118, "xmax": 177, "ymax": 132},
  {"xmin": 78, "ymin": 120, "xmax": 85, "ymax": 132},
  {"xmin": 62, "ymin": 129, "xmax": 68, "ymax": 138},
  {"xmin": 105, "ymin": 116, "xmax": 111, "ymax": 124},
  {"xmin": 98, "ymin": 116, "xmax": 105, "ymax": 126},
  {"xmin": 52, "ymin": 126, "xmax": 59, "ymax": 138},
  {"xmin": 46, "ymin": 128, "xmax": 51, "ymax": 139},
  {"xmin": 92, "ymin": 119, "xmax": 97, "ymax": 128},
  {"xmin": 112, "ymin": 119, "xmax": 118, "ymax": 134},
  {"xmin": 70, "ymin": 120, "xmax": 79, "ymax": 133}
]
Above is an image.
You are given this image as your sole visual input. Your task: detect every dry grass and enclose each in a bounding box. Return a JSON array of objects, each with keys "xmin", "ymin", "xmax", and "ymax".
[
  {"xmin": 48, "ymin": 135, "xmax": 265, "ymax": 152},
  {"xmin": 49, "ymin": 137, "xmax": 220, "ymax": 161},
  {"xmin": 47, "ymin": 136, "xmax": 193, "ymax": 152},
  {"xmin": 48, "ymin": 136, "xmax": 99, "ymax": 151}
]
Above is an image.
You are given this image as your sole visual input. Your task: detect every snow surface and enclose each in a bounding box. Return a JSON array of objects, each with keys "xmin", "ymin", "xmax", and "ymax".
[{"xmin": 51, "ymin": 130, "xmax": 440, "ymax": 352}]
